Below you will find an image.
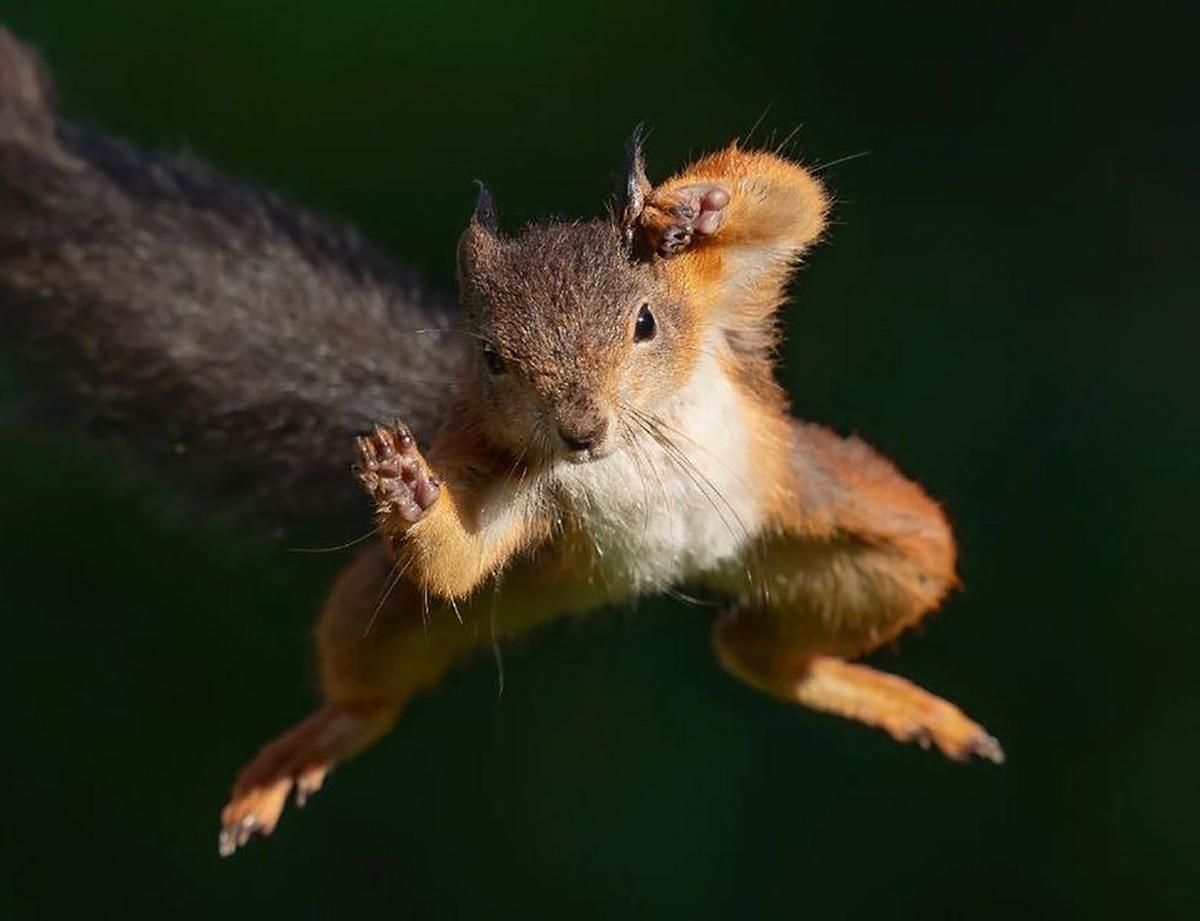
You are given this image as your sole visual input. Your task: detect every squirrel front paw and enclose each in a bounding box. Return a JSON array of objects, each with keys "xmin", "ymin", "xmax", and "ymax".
[
  {"xmin": 639, "ymin": 183, "xmax": 730, "ymax": 257},
  {"xmin": 354, "ymin": 422, "xmax": 441, "ymax": 523}
]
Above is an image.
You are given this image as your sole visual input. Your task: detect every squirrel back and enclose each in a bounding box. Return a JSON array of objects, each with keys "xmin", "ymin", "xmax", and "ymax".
[{"xmin": 0, "ymin": 28, "xmax": 464, "ymax": 529}]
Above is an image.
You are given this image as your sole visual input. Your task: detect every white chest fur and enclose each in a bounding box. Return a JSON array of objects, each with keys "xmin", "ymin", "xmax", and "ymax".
[{"xmin": 551, "ymin": 354, "xmax": 763, "ymax": 592}]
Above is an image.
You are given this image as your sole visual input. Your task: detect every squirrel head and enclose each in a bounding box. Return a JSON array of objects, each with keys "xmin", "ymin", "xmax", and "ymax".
[{"xmin": 456, "ymin": 139, "xmax": 702, "ymax": 464}]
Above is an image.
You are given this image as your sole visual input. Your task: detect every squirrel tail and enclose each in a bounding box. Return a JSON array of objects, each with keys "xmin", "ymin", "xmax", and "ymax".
[
  {"xmin": 0, "ymin": 29, "xmax": 466, "ymax": 533},
  {"xmin": 0, "ymin": 27, "xmax": 57, "ymax": 150}
]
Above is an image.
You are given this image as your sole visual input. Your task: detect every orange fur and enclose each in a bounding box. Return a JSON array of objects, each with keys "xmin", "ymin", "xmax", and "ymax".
[
  {"xmin": 643, "ymin": 144, "xmax": 829, "ymax": 396},
  {"xmin": 220, "ymin": 142, "xmax": 1000, "ymax": 854},
  {"xmin": 388, "ymin": 429, "xmax": 553, "ymax": 601}
]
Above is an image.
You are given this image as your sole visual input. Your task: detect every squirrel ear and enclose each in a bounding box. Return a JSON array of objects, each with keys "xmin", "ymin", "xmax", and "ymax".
[
  {"xmin": 458, "ymin": 180, "xmax": 502, "ymax": 293},
  {"xmin": 619, "ymin": 124, "xmax": 652, "ymax": 252}
]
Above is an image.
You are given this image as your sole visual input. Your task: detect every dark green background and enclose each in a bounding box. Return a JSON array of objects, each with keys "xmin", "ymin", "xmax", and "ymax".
[{"xmin": 1, "ymin": 2, "xmax": 1196, "ymax": 918}]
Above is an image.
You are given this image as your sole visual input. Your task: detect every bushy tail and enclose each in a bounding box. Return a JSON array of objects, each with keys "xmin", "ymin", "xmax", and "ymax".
[
  {"xmin": 0, "ymin": 28, "xmax": 466, "ymax": 532},
  {"xmin": 0, "ymin": 27, "xmax": 58, "ymax": 150}
]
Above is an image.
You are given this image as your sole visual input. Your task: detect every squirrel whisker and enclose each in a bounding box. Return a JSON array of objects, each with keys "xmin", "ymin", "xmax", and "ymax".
[
  {"xmin": 287, "ymin": 527, "xmax": 379, "ymax": 555},
  {"xmin": 0, "ymin": 28, "xmax": 1002, "ymax": 847}
]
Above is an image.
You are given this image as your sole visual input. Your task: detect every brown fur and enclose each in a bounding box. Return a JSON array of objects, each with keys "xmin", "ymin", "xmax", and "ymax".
[
  {"xmin": 221, "ymin": 140, "xmax": 1001, "ymax": 853},
  {"xmin": 0, "ymin": 28, "xmax": 1001, "ymax": 855},
  {"xmin": 0, "ymin": 29, "xmax": 463, "ymax": 531}
]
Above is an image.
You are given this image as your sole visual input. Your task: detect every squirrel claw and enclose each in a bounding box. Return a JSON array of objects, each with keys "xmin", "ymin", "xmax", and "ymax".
[
  {"xmin": 219, "ymin": 778, "xmax": 291, "ymax": 857},
  {"xmin": 219, "ymin": 705, "xmax": 384, "ymax": 856},
  {"xmin": 354, "ymin": 421, "xmax": 440, "ymax": 523}
]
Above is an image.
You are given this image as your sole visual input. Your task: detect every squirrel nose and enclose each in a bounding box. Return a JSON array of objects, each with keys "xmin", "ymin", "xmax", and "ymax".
[{"xmin": 558, "ymin": 419, "xmax": 608, "ymax": 452}]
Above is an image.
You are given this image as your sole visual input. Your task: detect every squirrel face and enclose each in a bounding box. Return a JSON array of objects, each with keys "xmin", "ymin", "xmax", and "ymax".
[{"xmin": 457, "ymin": 206, "xmax": 700, "ymax": 465}]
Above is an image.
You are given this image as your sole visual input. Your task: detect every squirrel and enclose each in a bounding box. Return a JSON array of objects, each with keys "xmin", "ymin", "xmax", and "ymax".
[{"xmin": 0, "ymin": 29, "xmax": 1003, "ymax": 858}]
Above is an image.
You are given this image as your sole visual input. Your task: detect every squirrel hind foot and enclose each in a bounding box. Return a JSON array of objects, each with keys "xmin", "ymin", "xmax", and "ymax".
[
  {"xmin": 218, "ymin": 763, "xmax": 328, "ymax": 857},
  {"xmin": 791, "ymin": 657, "xmax": 1006, "ymax": 765},
  {"xmin": 219, "ymin": 704, "xmax": 394, "ymax": 856}
]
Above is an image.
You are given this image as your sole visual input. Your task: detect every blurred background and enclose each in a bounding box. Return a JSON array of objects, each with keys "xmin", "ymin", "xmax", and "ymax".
[{"xmin": 0, "ymin": 1, "xmax": 1196, "ymax": 918}]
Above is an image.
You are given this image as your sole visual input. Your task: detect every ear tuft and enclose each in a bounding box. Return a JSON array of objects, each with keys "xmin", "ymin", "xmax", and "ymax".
[
  {"xmin": 618, "ymin": 124, "xmax": 652, "ymax": 253},
  {"xmin": 458, "ymin": 180, "xmax": 504, "ymax": 301},
  {"xmin": 471, "ymin": 179, "xmax": 499, "ymax": 233}
]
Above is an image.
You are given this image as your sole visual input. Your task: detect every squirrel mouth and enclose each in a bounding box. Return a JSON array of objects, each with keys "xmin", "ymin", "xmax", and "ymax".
[
  {"xmin": 563, "ymin": 448, "xmax": 600, "ymax": 465},
  {"xmin": 561, "ymin": 442, "xmax": 615, "ymax": 465}
]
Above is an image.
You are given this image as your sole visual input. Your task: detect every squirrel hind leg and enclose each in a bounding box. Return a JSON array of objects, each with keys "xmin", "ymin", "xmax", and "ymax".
[
  {"xmin": 713, "ymin": 609, "xmax": 1004, "ymax": 764},
  {"xmin": 219, "ymin": 703, "xmax": 397, "ymax": 856}
]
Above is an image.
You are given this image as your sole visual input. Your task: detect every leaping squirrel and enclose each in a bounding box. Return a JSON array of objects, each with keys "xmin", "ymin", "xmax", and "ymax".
[{"xmin": 0, "ymin": 29, "xmax": 1002, "ymax": 858}]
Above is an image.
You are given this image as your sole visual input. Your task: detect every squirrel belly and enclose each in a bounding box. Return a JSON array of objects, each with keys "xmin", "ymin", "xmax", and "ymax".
[
  {"xmin": 550, "ymin": 342, "xmax": 765, "ymax": 593},
  {"xmin": 0, "ymin": 30, "xmax": 1004, "ymax": 854}
]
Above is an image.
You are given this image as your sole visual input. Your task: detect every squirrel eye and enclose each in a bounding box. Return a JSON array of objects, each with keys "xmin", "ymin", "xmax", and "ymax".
[
  {"xmin": 482, "ymin": 342, "xmax": 507, "ymax": 375},
  {"xmin": 633, "ymin": 304, "xmax": 657, "ymax": 343}
]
